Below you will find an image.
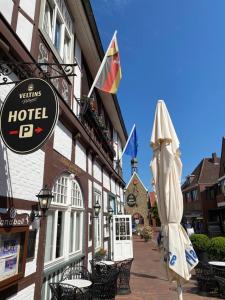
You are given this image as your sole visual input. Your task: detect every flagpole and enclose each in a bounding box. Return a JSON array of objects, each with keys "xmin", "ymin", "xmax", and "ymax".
[
  {"xmin": 119, "ymin": 124, "xmax": 136, "ymax": 160},
  {"xmin": 87, "ymin": 30, "xmax": 117, "ymax": 98}
]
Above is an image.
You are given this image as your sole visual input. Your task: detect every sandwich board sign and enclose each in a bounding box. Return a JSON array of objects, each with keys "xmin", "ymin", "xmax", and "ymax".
[{"xmin": 0, "ymin": 78, "xmax": 59, "ymax": 154}]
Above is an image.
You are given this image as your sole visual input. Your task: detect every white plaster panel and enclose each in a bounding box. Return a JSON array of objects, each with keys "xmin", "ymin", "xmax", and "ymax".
[
  {"xmin": 53, "ymin": 121, "xmax": 72, "ymax": 160},
  {"xmin": 16, "ymin": 12, "xmax": 33, "ymax": 51},
  {"xmin": 0, "ymin": 73, "xmax": 17, "ymax": 96},
  {"xmin": 19, "ymin": 0, "xmax": 36, "ymax": 19},
  {"xmin": 88, "ymin": 252, "xmax": 92, "ymax": 272},
  {"xmin": 120, "ymin": 187, "xmax": 124, "ymax": 203},
  {"xmin": 104, "ymin": 241, "xmax": 108, "ymax": 251},
  {"xmin": 116, "ymin": 183, "xmax": 120, "ymax": 195},
  {"xmin": 88, "ymin": 180, "xmax": 92, "ymax": 208},
  {"xmin": 7, "ymin": 284, "xmax": 35, "ymax": 300},
  {"xmin": 0, "ymin": 0, "xmax": 14, "ymax": 24},
  {"xmin": 88, "ymin": 154, "xmax": 92, "ymax": 176},
  {"xmin": 103, "ymin": 170, "xmax": 110, "ymax": 190},
  {"xmin": 75, "ymin": 141, "xmax": 86, "ymax": 171},
  {"xmin": 93, "ymin": 182, "xmax": 102, "ymax": 192},
  {"xmin": 103, "ymin": 191, "xmax": 107, "ymax": 213},
  {"xmin": 74, "ymin": 40, "xmax": 82, "ymax": 100},
  {"xmin": 25, "ymin": 229, "xmax": 39, "ymax": 276},
  {"xmin": 110, "ymin": 178, "xmax": 116, "ymax": 194},
  {"xmin": 0, "ymin": 140, "xmax": 44, "ymax": 200},
  {"xmin": 93, "ymin": 161, "xmax": 102, "ymax": 183}
]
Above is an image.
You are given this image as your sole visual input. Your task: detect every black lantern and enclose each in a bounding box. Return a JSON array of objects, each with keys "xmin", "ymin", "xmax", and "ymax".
[
  {"xmin": 93, "ymin": 199, "xmax": 101, "ymax": 218},
  {"xmin": 36, "ymin": 185, "xmax": 54, "ymax": 214},
  {"xmin": 30, "ymin": 185, "xmax": 54, "ymax": 221},
  {"xmin": 108, "ymin": 206, "xmax": 114, "ymax": 221}
]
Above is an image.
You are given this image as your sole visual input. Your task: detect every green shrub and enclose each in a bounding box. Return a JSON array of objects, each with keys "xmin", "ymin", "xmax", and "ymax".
[
  {"xmin": 207, "ymin": 237, "xmax": 225, "ymax": 261},
  {"xmin": 190, "ymin": 234, "xmax": 209, "ymax": 252},
  {"xmin": 141, "ymin": 225, "xmax": 153, "ymax": 242}
]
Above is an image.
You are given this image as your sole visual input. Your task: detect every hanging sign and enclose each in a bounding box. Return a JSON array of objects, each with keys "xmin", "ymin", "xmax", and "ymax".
[
  {"xmin": 0, "ymin": 78, "xmax": 58, "ymax": 154},
  {"xmin": 127, "ymin": 193, "xmax": 136, "ymax": 207}
]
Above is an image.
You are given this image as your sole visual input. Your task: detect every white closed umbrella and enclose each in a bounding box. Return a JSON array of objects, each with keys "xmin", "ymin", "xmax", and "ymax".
[{"xmin": 150, "ymin": 100, "xmax": 198, "ymax": 300}]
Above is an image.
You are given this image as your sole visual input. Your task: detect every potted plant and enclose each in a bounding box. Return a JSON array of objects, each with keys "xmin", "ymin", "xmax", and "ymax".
[
  {"xmin": 206, "ymin": 237, "xmax": 225, "ymax": 261},
  {"xmin": 94, "ymin": 248, "xmax": 107, "ymax": 260},
  {"xmin": 190, "ymin": 234, "xmax": 209, "ymax": 262},
  {"xmin": 141, "ymin": 225, "xmax": 153, "ymax": 242}
]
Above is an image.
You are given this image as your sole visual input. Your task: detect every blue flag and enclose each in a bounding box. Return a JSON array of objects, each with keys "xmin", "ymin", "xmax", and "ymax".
[{"xmin": 123, "ymin": 124, "xmax": 138, "ymax": 158}]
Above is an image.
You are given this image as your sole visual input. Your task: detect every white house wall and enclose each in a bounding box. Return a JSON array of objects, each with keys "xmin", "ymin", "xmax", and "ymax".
[
  {"xmin": 75, "ymin": 141, "xmax": 86, "ymax": 171},
  {"xmin": 0, "ymin": 0, "xmax": 14, "ymax": 24},
  {"xmin": 74, "ymin": 40, "xmax": 82, "ymax": 100},
  {"xmin": 93, "ymin": 161, "xmax": 102, "ymax": 183},
  {"xmin": 19, "ymin": 0, "xmax": 36, "ymax": 19},
  {"xmin": 7, "ymin": 284, "xmax": 35, "ymax": 300},
  {"xmin": 88, "ymin": 154, "xmax": 92, "ymax": 176},
  {"xmin": 103, "ymin": 191, "xmax": 107, "ymax": 213},
  {"xmin": 103, "ymin": 170, "xmax": 110, "ymax": 190},
  {"xmin": 0, "ymin": 142, "xmax": 45, "ymax": 200},
  {"xmin": 110, "ymin": 178, "xmax": 116, "ymax": 195},
  {"xmin": 16, "ymin": 13, "xmax": 33, "ymax": 51},
  {"xmin": 88, "ymin": 180, "xmax": 92, "ymax": 208},
  {"xmin": 53, "ymin": 121, "xmax": 72, "ymax": 160}
]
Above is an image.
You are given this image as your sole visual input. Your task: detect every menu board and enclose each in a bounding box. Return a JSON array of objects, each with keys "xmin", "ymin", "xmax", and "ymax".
[{"xmin": 0, "ymin": 233, "xmax": 20, "ymax": 281}]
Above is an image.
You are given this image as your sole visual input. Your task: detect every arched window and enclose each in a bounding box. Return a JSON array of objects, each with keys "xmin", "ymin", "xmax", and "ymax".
[{"xmin": 44, "ymin": 174, "xmax": 84, "ymax": 264}]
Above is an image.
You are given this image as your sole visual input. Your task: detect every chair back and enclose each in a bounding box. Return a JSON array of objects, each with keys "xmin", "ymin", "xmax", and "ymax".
[{"xmin": 61, "ymin": 265, "xmax": 91, "ymax": 281}]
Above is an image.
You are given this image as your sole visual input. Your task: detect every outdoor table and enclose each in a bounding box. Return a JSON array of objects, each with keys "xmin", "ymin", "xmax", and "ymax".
[
  {"xmin": 209, "ymin": 261, "xmax": 225, "ymax": 267},
  {"xmin": 98, "ymin": 260, "xmax": 115, "ymax": 266},
  {"xmin": 61, "ymin": 278, "xmax": 92, "ymax": 288}
]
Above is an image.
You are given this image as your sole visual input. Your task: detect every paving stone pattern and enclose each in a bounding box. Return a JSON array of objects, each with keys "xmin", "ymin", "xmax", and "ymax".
[{"xmin": 116, "ymin": 235, "xmax": 220, "ymax": 300}]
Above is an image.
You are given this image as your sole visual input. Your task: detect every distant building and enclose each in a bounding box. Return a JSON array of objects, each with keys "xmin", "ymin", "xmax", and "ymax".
[
  {"xmin": 124, "ymin": 160, "xmax": 148, "ymax": 230},
  {"xmin": 208, "ymin": 137, "xmax": 225, "ymax": 235},
  {"xmin": 182, "ymin": 153, "xmax": 220, "ymax": 233}
]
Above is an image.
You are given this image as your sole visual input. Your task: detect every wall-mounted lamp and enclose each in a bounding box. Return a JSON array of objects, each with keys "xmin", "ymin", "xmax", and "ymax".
[
  {"xmin": 30, "ymin": 185, "xmax": 54, "ymax": 221},
  {"xmin": 93, "ymin": 199, "xmax": 101, "ymax": 218},
  {"xmin": 108, "ymin": 206, "xmax": 114, "ymax": 221}
]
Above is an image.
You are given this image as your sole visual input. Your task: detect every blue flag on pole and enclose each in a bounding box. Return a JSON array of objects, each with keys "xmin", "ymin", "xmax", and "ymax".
[{"xmin": 123, "ymin": 124, "xmax": 138, "ymax": 158}]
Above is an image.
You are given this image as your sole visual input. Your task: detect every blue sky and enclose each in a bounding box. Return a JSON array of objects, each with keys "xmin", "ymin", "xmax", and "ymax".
[{"xmin": 91, "ymin": 0, "xmax": 225, "ymax": 190}]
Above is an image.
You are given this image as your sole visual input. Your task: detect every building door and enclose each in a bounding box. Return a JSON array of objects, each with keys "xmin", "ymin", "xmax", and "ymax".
[{"xmin": 112, "ymin": 215, "xmax": 133, "ymax": 261}]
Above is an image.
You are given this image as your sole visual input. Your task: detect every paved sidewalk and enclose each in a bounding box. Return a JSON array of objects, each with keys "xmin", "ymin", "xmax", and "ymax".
[{"xmin": 116, "ymin": 235, "xmax": 220, "ymax": 300}]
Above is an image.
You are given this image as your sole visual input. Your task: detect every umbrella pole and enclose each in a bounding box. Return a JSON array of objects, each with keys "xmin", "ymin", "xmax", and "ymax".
[{"xmin": 177, "ymin": 281, "xmax": 183, "ymax": 300}]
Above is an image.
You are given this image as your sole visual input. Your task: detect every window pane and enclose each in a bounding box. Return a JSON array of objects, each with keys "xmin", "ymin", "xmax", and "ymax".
[
  {"xmin": 54, "ymin": 19, "xmax": 61, "ymax": 51},
  {"xmin": 44, "ymin": 211, "xmax": 54, "ymax": 262},
  {"xmin": 56, "ymin": 211, "xmax": 63, "ymax": 258},
  {"xmin": 75, "ymin": 213, "xmax": 80, "ymax": 251},
  {"xmin": 43, "ymin": 0, "xmax": 53, "ymax": 40},
  {"xmin": 69, "ymin": 212, "xmax": 74, "ymax": 253}
]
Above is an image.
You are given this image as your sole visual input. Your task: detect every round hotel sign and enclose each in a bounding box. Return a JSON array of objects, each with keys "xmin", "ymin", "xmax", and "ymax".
[
  {"xmin": 127, "ymin": 193, "xmax": 136, "ymax": 207},
  {"xmin": 0, "ymin": 78, "xmax": 59, "ymax": 154}
]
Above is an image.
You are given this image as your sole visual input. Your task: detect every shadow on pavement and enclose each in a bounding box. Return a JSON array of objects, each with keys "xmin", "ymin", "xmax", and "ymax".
[{"xmin": 131, "ymin": 272, "xmax": 168, "ymax": 281}]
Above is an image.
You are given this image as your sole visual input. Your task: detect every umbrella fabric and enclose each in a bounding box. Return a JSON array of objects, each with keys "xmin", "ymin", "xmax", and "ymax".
[{"xmin": 150, "ymin": 100, "xmax": 198, "ymax": 281}]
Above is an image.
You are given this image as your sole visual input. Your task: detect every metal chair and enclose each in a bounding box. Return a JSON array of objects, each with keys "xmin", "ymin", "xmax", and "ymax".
[
  {"xmin": 90, "ymin": 268, "xmax": 119, "ymax": 300},
  {"xmin": 89, "ymin": 259, "xmax": 116, "ymax": 282},
  {"xmin": 116, "ymin": 258, "xmax": 133, "ymax": 295},
  {"xmin": 195, "ymin": 262, "xmax": 218, "ymax": 295},
  {"xmin": 49, "ymin": 282, "xmax": 91, "ymax": 300},
  {"xmin": 61, "ymin": 265, "xmax": 91, "ymax": 281},
  {"xmin": 215, "ymin": 276, "xmax": 225, "ymax": 299}
]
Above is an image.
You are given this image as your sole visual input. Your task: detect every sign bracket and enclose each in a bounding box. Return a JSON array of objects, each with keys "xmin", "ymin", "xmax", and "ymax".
[{"xmin": 0, "ymin": 61, "xmax": 78, "ymax": 85}]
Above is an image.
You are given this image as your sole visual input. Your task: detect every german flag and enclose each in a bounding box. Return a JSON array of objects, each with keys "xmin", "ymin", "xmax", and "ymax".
[{"xmin": 95, "ymin": 35, "xmax": 122, "ymax": 94}]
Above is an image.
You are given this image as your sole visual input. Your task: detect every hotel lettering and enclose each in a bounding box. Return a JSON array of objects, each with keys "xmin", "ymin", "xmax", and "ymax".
[{"xmin": 0, "ymin": 78, "xmax": 59, "ymax": 154}]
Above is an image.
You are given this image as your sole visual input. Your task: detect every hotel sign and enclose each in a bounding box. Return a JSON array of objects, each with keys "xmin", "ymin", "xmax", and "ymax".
[{"xmin": 0, "ymin": 78, "xmax": 58, "ymax": 154}]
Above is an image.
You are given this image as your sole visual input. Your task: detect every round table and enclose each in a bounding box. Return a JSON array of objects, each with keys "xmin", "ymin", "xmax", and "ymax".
[
  {"xmin": 61, "ymin": 279, "xmax": 92, "ymax": 288},
  {"xmin": 98, "ymin": 260, "xmax": 115, "ymax": 266},
  {"xmin": 208, "ymin": 261, "xmax": 225, "ymax": 267}
]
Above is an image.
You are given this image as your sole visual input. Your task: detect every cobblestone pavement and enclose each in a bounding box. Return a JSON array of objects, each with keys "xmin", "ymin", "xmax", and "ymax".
[{"xmin": 116, "ymin": 235, "xmax": 220, "ymax": 300}]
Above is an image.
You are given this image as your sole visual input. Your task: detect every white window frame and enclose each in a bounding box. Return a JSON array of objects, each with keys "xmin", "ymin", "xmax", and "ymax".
[
  {"xmin": 44, "ymin": 174, "xmax": 84, "ymax": 266},
  {"xmin": 41, "ymin": 0, "xmax": 72, "ymax": 63}
]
